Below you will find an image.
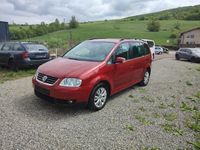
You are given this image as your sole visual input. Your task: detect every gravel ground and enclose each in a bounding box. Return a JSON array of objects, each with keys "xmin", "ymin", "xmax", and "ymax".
[{"xmin": 0, "ymin": 52, "xmax": 200, "ymax": 150}]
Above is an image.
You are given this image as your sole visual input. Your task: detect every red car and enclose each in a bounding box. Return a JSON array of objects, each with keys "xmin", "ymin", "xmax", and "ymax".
[{"xmin": 32, "ymin": 39, "xmax": 152, "ymax": 110}]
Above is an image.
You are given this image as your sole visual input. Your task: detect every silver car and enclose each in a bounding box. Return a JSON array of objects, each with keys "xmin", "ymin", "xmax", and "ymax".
[{"xmin": 175, "ymin": 48, "xmax": 200, "ymax": 62}]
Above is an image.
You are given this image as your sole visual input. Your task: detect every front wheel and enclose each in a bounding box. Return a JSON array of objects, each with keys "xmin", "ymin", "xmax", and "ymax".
[
  {"xmin": 175, "ymin": 54, "xmax": 180, "ymax": 60},
  {"xmin": 140, "ymin": 70, "xmax": 150, "ymax": 86},
  {"xmin": 88, "ymin": 83, "xmax": 108, "ymax": 111}
]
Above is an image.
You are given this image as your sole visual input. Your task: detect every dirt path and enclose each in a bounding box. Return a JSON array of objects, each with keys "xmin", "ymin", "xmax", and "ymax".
[{"xmin": 0, "ymin": 54, "xmax": 200, "ymax": 150}]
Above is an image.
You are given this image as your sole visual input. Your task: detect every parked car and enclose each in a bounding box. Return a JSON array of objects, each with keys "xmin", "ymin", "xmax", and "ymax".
[
  {"xmin": 142, "ymin": 39, "xmax": 155, "ymax": 59},
  {"xmin": 32, "ymin": 39, "xmax": 152, "ymax": 111},
  {"xmin": 162, "ymin": 47, "xmax": 169, "ymax": 53},
  {"xmin": 155, "ymin": 46, "xmax": 163, "ymax": 54},
  {"xmin": 0, "ymin": 42, "xmax": 50, "ymax": 70},
  {"xmin": 175, "ymin": 48, "xmax": 200, "ymax": 62}
]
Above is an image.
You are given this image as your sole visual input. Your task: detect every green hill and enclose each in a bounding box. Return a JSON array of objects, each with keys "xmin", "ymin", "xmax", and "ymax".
[
  {"xmin": 10, "ymin": 4, "xmax": 200, "ymax": 49},
  {"xmin": 27, "ymin": 20, "xmax": 200, "ymax": 48},
  {"xmin": 126, "ymin": 5, "xmax": 200, "ymax": 21}
]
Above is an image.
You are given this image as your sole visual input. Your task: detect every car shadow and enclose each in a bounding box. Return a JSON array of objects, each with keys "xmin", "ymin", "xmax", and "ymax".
[
  {"xmin": 14, "ymin": 94, "xmax": 92, "ymax": 122},
  {"xmin": 108, "ymin": 84, "xmax": 141, "ymax": 102},
  {"xmin": 15, "ymin": 84, "xmax": 141, "ymax": 121}
]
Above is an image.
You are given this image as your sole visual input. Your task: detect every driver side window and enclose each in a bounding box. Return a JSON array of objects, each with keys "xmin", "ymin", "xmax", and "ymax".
[{"xmin": 115, "ymin": 42, "xmax": 130, "ymax": 59}]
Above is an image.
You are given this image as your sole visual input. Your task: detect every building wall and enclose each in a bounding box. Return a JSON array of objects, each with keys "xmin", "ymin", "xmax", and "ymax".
[
  {"xmin": 180, "ymin": 29, "xmax": 200, "ymax": 45},
  {"xmin": 0, "ymin": 21, "xmax": 9, "ymax": 42}
]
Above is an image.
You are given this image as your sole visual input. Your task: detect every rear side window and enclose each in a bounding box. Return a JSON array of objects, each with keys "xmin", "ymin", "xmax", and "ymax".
[
  {"xmin": 2, "ymin": 43, "xmax": 13, "ymax": 51},
  {"xmin": 143, "ymin": 43, "xmax": 150, "ymax": 55},
  {"xmin": 185, "ymin": 49, "xmax": 192, "ymax": 53},
  {"xmin": 147, "ymin": 41, "xmax": 154, "ymax": 48},
  {"xmin": 179, "ymin": 49, "xmax": 185, "ymax": 52},
  {"xmin": 25, "ymin": 44, "xmax": 48, "ymax": 51},
  {"xmin": 13, "ymin": 43, "xmax": 25, "ymax": 51},
  {"xmin": 130, "ymin": 42, "xmax": 149, "ymax": 59},
  {"xmin": 115, "ymin": 42, "xmax": 130, "ymax": 59}
]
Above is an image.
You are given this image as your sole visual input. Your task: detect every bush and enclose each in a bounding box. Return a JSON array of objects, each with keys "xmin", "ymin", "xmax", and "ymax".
[
  {"xmin": 169, "ymin": 33, "xmax": 177, "ymax": 38},
  {"xmin": 147, "ymin": 19, "xmax": 160, "ymax": 32}
]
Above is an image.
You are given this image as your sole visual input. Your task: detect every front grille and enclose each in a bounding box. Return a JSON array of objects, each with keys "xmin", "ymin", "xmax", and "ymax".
[{"xmin": 37, "ymin": 73, "xmax": 58, "ymax": 85}]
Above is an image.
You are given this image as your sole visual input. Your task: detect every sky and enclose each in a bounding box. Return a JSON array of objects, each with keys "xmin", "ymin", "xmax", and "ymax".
[{"xmin": 0, "ymin": 0, "xmax": 200, "ymax": 24}]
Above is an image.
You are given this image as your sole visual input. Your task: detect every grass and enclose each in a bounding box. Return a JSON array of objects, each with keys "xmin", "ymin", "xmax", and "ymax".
[
  {"xmin": 152, "ymin": 113, "xmax": 161, "ymax": 118},
  {"xmin": 196, "ymin": 67, "xmax": 200, "ymax": 72},
  {"xmin": 129, "ymin": 94, "xmax": 134, "ymax": 98},
  {"xmin": 188, "ymin": 141, "xmax": 200, "ymax": 150},
  {"xmin": 25, "ymin": 20, "xmax": 200, "ymax": 47},
  {"xmin": 161, "ymin": 123, "xmax": 184, "ymax": 136},
  {"xmin": 195, "ymin": 91, "xmax": 200, "ymax": 99},
  {"xmin": 180, "ymin": 102, "xmax": 197, "ymax": 112},
  {"xmin": 186, "ymin": 111, "xmax": 200, "ymax": 132},
  {"xmin": 142, "ymin": 96, "xmax": 155, "ymax": 103},
  {"xmin": 185, "ymin": 81, "xmax": 193, "ymax": 86},
  {"xmin": 135, "ymin": 115, "xmax": 155, "ymax": 126},
  {"xmin": 163, "ymin": 113, "xmax": 177, "ymax": 121},
  {"xmin": 139, "ymin": 107, "xmax": 146, "ymax": 112},
  {"xmin": 158, "ymin": 103, "xmax": 167, "ymax": 109},
  {"xmin": 0, "ymin": 68, "xmax": 36, "ymax": 84},
  {"xmin": 168, "ymin": 102, "xmax": 176, "ymax": 108},
  {"xmin": 141, "ymin": 147, "xmax": 160, "ymax": 150},
  {"xmin": 124, "ymin": 124, "xmax": 135, "ymax": 131}
]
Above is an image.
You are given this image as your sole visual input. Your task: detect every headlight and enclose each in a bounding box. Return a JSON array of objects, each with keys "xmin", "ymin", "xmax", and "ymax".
[{"xmin": 59, "ymin": 78, "xmax": 82, "ymax": 87}]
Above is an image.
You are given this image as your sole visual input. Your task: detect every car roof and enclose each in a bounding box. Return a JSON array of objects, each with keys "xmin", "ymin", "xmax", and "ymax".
[
  {"xmin": 142, "ymin": 39, "xmax": 155, "ymax": 42},
  {"xmin": 88, "ymin": 38, "xmax": 144, "ymax": 43}
]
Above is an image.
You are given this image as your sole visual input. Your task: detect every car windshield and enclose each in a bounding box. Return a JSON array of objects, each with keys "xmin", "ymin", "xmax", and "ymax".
[
  {"xmin": 191, "ymin": 48, "xmax": 200, "ymax": 53},
  {"xmin": 64, "ymin": 41, "xmax": 115, "ymax": 61},
  {"xmin": 25, "ymin": 44, "xmax": 48, "ymax": 51},
  {"xmin": 147, "ymin": 41, "xmax": 154, "ymax": 48}
]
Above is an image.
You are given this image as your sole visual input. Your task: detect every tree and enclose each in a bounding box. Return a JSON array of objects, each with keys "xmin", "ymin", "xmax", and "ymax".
[
  {"xmin": 69, "ymin": 16, "xmax": 79, "ymax": 29},
  {"xmin": 147, "ymin": 19, "xmax": 160, "ymax": 32}
]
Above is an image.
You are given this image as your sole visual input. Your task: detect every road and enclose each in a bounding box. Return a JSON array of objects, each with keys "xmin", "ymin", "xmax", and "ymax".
[{"xmin": 0, "ymin": 52, "xmax": 200, "ymax": 150}]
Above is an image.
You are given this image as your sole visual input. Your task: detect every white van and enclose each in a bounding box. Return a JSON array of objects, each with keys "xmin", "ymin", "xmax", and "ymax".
[{"xmin": 142, "ymin": 39, "xmax": 155, "ymax": 59}]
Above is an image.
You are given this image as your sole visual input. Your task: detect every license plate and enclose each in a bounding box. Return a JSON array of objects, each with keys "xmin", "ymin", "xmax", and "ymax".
[
  {"xmin": 36, "ymin": 55, "xmax": 46, "ymax": 58},
  {"xmin": 35, "ymin": 85, "xmax": 50, "ymax": 96}
]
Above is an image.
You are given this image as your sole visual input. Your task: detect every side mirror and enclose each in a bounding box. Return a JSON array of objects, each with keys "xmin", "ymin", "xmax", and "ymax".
[{"xmin": 115, "ymin": 57, "xmax": 126, "ymax": 63}]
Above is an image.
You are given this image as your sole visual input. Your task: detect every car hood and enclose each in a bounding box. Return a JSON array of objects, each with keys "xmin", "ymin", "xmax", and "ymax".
[
  {"xmin": 194, "ymin": 53, "xmax": 200, "ymax": 57},
  {"xmin": 38, "ymin": 57, "xmax": 102, "ymax": 79}
]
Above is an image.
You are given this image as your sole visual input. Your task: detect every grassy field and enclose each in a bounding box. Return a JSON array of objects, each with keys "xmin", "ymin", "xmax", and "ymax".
[
  {"xmin": 0, "ymin": 68, "xmax": 36, "ymax": 84},
  {"xmin": 27, "ymin": 20, "xmax": 200, "ymax": 48}
]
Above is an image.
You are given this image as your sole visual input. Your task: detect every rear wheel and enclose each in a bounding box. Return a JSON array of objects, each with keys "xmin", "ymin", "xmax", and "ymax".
[
  {"xmin": 190, "ymin": 57, "xmax": 196, "ymax": 62},
  {"xmin": 88, "ymin": 83, "xmax": 108, "ymax": 111},
  {"xmin": 8, "ymin": 60, "xmax": 18, "ymax": 71},
  {"xmin": 140, "ymin": 70, "xmax": 150, "ymax": 86}
]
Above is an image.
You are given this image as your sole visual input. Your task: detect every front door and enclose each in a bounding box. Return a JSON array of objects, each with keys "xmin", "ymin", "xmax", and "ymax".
[{"xmin": 112, "ymin": 42, "xmax": 132, "ymax": 90}]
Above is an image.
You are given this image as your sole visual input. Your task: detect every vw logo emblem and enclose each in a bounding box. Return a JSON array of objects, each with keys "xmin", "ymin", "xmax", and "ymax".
[{"xmin": 42, "ymin": 76, "xmax": 48, "ymax": 82}]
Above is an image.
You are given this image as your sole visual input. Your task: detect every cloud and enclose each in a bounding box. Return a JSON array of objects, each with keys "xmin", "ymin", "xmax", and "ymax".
[{"xmin": 0, "ymin": 0, "xmax": 200, "ymax": 24}]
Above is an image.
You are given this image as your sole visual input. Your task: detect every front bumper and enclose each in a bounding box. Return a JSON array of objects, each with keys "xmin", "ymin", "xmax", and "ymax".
[{"xmin": 32, "ymin": 77, "xmax": 92, "ymax": 103}]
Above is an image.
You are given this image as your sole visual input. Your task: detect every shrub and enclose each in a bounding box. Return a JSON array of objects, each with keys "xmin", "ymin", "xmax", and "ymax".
[{"xmin": 147, "ymin": 19, "xmax": 160, "ymax": 32}]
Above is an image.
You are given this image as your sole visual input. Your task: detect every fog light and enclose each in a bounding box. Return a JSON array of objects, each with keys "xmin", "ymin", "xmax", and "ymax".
[{"xmin": 68, "ymin": 100, "xmax": 73, "ymax": 104}]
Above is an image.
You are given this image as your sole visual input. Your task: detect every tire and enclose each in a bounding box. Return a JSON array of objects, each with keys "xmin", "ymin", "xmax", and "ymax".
[
  {"xmin": 88, "ymin": 83, "xmax": 109, "ymax": 111},
  {"xmin": 8, "ymin": 60, "xmax": 18, "ymax": 71},
  {"xmin": 153, "ymin": 54, "xmax": 155, "ymax": 59},
  {"xmin": 190, "ymin": 57, "xmax": 195, "ymax": 62},
  {"xmin": 140, "ymin": 70, "xmax": 150, "ymax": 86},
  {"xmin": 175, "ymin": 54, "xmax": 180, "ymax": 60}
]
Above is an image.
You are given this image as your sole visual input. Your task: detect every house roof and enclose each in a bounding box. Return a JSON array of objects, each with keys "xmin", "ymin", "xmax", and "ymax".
[{"xmin": 180, "ymin": 27, "xmax": 200, "ymax": 36}]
